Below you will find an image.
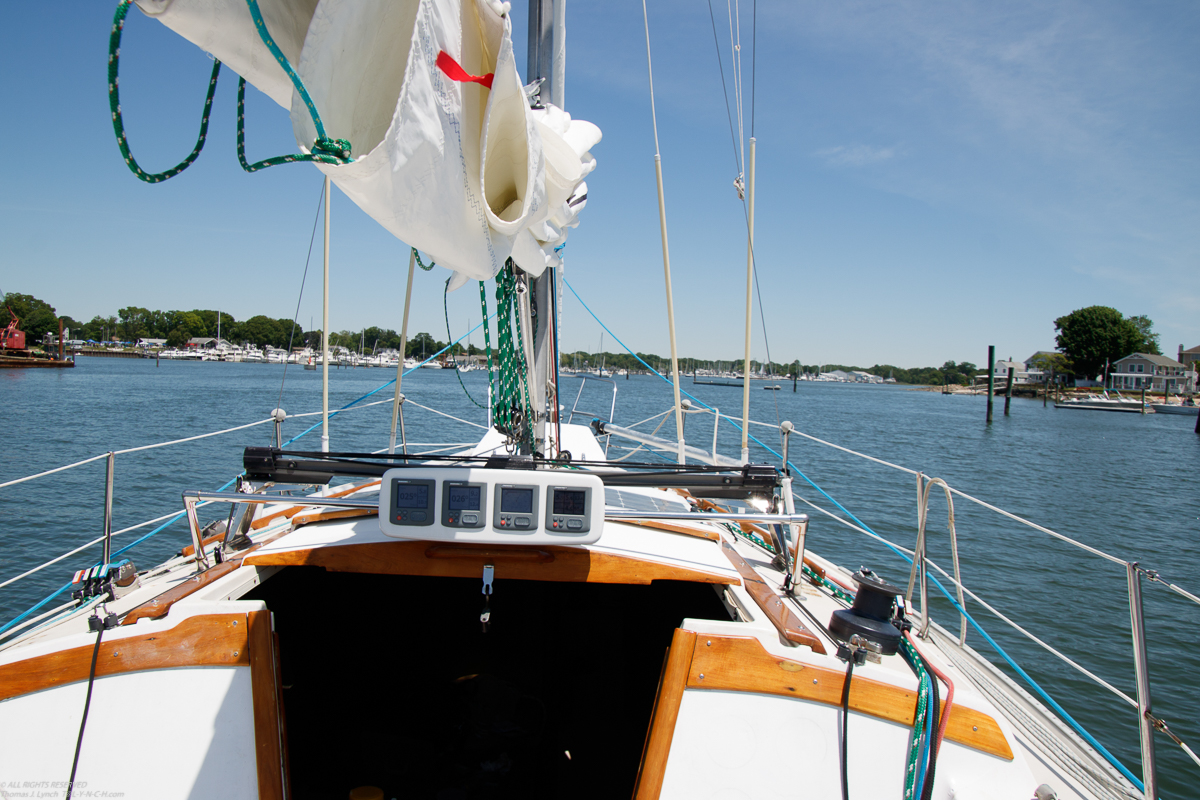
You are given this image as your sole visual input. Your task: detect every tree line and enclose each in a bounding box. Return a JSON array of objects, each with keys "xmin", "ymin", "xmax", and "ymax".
[
  {"xmin": 5, "ymin": 292, "xmax": 1166, "ymax": 385},
  {"xmin": 558, "ymin": 350, "xmax": 982, "ymax": 386},
  {"xmin": 0, "ymin": 292, "xmax": 477, "ymax": 357}
]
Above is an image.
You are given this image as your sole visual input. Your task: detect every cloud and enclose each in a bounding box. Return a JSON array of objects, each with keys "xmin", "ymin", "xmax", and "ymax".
[{"xmin": 814, "ymin": 144, "xmax": 899, "ymax": 167}]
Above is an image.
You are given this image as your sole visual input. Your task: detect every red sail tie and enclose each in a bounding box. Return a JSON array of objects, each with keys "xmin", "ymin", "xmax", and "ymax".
[{"xmin": 437, "ymin": 51, "xmax": 494, "ymax": 89}]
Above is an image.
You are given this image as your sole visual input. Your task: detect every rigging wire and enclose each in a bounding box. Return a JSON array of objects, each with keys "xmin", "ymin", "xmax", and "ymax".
[
  {"xmin": 707, "ymin": 0, "xmax": 743, "ymax": 178},
  {"xmin": 709, "ymin": 0, "xmax": 779, "ymax": 426},
  {"xmin": 751, "ymin": 0, "xmax": 757, "ymax": 139},
  {"xmin": 272, "ymin": 181, "xmax": 326, "ymax": 434},
  {"xmin": 728, "ymin": 0, "xmax": 745, "ymax": 177}
]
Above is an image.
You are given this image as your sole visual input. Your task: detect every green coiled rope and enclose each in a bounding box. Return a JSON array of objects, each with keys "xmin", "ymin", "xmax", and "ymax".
[
  {"xmin": 108, "ymin": 0, "xmax": 353, "ymax": 182},
  {"xmin": 487, "ymin": 260, "xmax": 534, "ymax": 448}
]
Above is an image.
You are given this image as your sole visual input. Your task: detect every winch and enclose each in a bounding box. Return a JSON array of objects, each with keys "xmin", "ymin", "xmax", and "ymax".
[{"xmin": 828, "ymin": 568, "xmax": 903, "ymax": 656}]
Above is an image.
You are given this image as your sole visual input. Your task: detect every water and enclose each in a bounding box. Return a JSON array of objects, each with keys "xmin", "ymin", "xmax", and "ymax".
[{"xmin": 2, "ymin": 358, "xmax": 1198, "ymax": 796}]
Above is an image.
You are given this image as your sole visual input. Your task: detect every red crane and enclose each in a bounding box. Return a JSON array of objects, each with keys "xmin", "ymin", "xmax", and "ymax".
[{"xmin": 1, "ymin": 307, "xmax": 26, "ymax": 351}]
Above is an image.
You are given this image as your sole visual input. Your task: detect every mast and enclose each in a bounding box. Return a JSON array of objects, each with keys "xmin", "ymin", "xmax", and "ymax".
[
  {"xmin": 528, "ymin": 0, "xmax": 557, "ymax": 457},
  {"xmin": 321, "ymin": 175, "xmax": 331, "ymax": 453}
]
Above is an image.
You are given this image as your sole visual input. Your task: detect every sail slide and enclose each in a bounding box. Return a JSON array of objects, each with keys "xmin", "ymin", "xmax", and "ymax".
[{"xmin": 136, "ymin": 0, "xmax": 601, "ymax": 283}]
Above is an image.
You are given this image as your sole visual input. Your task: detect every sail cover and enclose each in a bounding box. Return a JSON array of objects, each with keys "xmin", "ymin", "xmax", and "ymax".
[{"xmin": 136, "ymin": 0, "xmax": 600, "ymax": 284}]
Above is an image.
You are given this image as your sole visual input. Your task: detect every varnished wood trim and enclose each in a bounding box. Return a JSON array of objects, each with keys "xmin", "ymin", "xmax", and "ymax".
[
  {"xmin": 686, "ymin": 635, "xmax": 1013, "ymax": 760},
  {"xmin": 244, "ymin": 541, "xmax": 737, "ymax": 586},
  {"xmin": 620, "ymin": 519, "xmax": 719, "ymax": 541},
  {"xmin": 181, "ymin": 531, "xmax": 224, "ymax": 557},
  {"xmin": 718, "ymin": 539, "xmax": 826, "ymax": 653},
  {"xmin": 249, "ymin": 611, "xmax": 285, "ymax": 800},
  {"xmin": 121, "ymin": 527, "xmax": 294, "ymax": 626},
  {"xmin": 425, "ymin": 545, "xmax": 555, "ymax": 563},
  {"xmin": 0, "ymin": 614, "xmax": 250, "ymax": 702},
  {"xmin": 250, "ymin": 480, "xmax": 381, "ymax": 530},
  {"xmin": 121, "ymin": 559, "xmax": 242, "ymax": 625},
  {"xmin": 634, "ymin": 629, "xmax": 696, "ymax": 799},
  {"xmin": 291, "ymin": 507, "xmax": 377, "ymax": 527}
]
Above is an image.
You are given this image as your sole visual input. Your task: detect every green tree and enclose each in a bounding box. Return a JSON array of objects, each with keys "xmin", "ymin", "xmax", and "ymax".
[
  {"xmin": 1127, "ymin": 315, "xmax": 1161, "ymax": 355},
  {"xmin": 407, "ymin": 332, "xmax": 437, "ymax": 358},
  {"xmin": 1054, "ymin": 306, "xmax": 1143, "ymax": 380},
  {"xmin": 118, "ymin": 306, "xmax": 153, "ymax": 341},
  {"xmin": 236, "ymin": 316, "xmax": 284, "ymax": 348}
]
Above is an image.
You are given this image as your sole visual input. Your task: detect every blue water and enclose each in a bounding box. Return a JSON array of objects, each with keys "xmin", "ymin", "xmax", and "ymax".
[{"xmin": 2, "ymin": 358, "xmax": 1198, "ymax": 796}]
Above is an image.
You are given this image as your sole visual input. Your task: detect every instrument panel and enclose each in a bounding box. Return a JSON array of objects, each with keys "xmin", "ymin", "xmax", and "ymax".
[{"xmin": 379, "ymin": 467, "xmax": 603, "ymax": 544}]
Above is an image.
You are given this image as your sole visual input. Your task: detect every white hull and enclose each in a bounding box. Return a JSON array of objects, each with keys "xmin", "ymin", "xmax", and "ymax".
[{"xmin": 0, "ymin": 423, "xmax": 1156, "ymax": 800}]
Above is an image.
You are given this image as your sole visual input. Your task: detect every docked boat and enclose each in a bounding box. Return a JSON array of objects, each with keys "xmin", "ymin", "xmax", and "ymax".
[
  {"xmin": 1149, "ymin": 402, "xmax": 1198, "ymax": 416},
  {"xmin": 0, "ymin": 3, "xmax": 1194, "ymax": 800},
  {"xmin": 1054, "ymin": 392, "xmax": 1147, "ymax": 413}
]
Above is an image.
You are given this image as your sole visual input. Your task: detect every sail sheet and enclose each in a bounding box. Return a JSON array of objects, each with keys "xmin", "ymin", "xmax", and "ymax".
[{"xmin": 135, "ymin": 0, "xmax": 600, "ymax": 284}]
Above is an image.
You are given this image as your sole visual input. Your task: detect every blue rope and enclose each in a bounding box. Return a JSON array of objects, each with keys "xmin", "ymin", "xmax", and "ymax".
[
  {"xmin": 0, "ymin": 474, "xmax": 240, "ymax": 637},
  {"xmin": 0, "ymin": 581, "xmax": 74, "ymax": 636},
  {"xmin": 561, "ymin": 275, "xmax": 1147, "ymax": 793}
]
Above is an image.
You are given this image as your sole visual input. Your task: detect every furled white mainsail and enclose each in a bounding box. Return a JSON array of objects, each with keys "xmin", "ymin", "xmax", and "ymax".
[{"xmin": 135, "ymin": 0, "xmax": 600, "ymax": 284}]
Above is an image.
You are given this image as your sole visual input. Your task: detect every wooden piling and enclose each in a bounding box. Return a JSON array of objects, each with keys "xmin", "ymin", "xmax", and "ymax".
[
  {"xmin": 1141, "ymin": 387, "xmax": 1146, "ymax": 414},
  {"xmin": 1004, "ymin": 366, "xmax": 1014, "ymax": 415},
  {"xmin": 986, "ymin": 346, "xmax": 995, "ymax": 423}
]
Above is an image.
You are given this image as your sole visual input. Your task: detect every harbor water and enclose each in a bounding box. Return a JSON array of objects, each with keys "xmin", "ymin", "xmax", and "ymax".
[{"xmin": 2, "ymin": 358, "xmax": 1198, "ymax": 796}]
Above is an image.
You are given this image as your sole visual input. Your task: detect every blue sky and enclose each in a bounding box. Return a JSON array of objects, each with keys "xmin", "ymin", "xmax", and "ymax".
[{"xmin": 1, "ymin": 1, "xmax": 1197, "ymax": 368}]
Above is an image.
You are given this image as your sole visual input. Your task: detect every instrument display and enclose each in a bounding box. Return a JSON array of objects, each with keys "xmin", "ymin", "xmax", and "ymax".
[
  {"xmin": 379, "ymin": 467, "xmax": 603, "ymax": 544},
  {"xmin": 442, "ymin": 481, "xmax": 486, "ymax": 528},
  {"xmin": 546, "ymin": 486, "xmax": 593, "ymax": 533},
  {"xmin": 388, "ymin": 478, "xmax": 435, "ymax": 526}
]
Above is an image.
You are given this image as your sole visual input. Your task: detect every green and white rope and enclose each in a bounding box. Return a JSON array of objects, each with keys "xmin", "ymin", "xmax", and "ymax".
[
  {"xmin": 236, "ymin": 78, "xmax": 350, "ymax": 172},
  {"xmin": 242, "ymin": 0, "xmax": 350, "ymax": 163},
  {"xmin": 108, "ymin": 0, "xmax": 352, "ymax": 181},
  {"xmin": 487, "ymin": 260, "xmax": 534, "ymax": 448},
  {"xmin": 413, "ymin": 249, "xmax": 437, "ymax": 271},
  {"xmin": 900, "ymin": 637, "xmax": 933, "ymax": 800},
  {"xmin": 108, "ymin": 0, "xmax": 219, "ymax": 183}
]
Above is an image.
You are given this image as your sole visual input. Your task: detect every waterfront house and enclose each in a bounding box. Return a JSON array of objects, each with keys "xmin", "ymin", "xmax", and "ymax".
[
  {"xmin": 1179, "ymin": 344, "xmax": 1200, "ymax": 372},
  {"xmin": 1110, "ymin": 353, "xmax": 1194, "ymax": 393},
  {"xmin": 1022, "ymin": 351, "xmax": 1059, "ymax": 384},
  {"xmin": 991, "ymin": 358, "xmax": 1030, "ymax": 384}
]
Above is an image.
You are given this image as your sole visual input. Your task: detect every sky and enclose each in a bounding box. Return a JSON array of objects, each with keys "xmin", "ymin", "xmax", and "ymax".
[{"xmin": 1, "ymin": 1, "xmax": 1197, "ymax": 368}]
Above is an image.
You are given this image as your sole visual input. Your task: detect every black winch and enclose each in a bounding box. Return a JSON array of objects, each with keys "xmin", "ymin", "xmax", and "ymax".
[{"xmin": 828, "ymin": 568, "xmax": 903, "ymax": 656}]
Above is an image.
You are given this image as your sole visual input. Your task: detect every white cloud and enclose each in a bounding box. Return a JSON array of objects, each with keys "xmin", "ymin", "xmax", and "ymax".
[{"xmin": 814, "ymin": 144, "xmax": 899, "ymax": 167}]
